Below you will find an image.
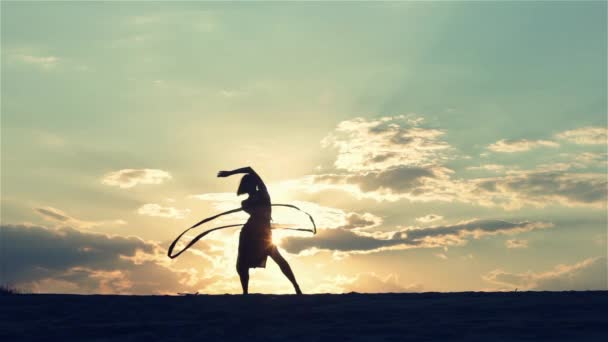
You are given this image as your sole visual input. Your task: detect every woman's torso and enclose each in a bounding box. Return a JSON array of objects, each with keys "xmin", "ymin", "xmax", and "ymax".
[{"xmin": 241, "ymin": 191, "xmax": 271, "ymax": 232}]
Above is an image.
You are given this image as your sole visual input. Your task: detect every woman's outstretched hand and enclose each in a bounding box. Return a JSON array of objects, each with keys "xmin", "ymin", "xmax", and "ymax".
[{"xmin": 217, "ymin": 170, "xmax": 232, "ymax": 178}]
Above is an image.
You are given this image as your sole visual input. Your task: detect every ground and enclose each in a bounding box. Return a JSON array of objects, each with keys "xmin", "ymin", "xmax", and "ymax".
[{"xmin": 1, "ymin": 292, "xmax": 607, "ymax": 341}]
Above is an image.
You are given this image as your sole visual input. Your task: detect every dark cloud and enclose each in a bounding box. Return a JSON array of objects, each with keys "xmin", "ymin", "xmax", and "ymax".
[
  {"xmin": 33, "ymin": 206, "xmax": 126, "ymax": 229},
  {"xmin": 472, "ymin": 171, "xmax": 607, "ymax": 208},
  {"xmin": 35, "ymin": 207, "xmax": 70, "ymax": 222},
  {"xmin": 369, "ymin": 152, "xmax": 399, "ymax": 164},
  {"xmin": 340, "ymin": 212, "xmax": 382, "ymax": 230},
  {"xmin": 1, "ymin": 224, "xmax": 211, "ymax": 294},
  {"xmin": 314, "ymin": 166, "xmax": 450, "ymax": 196},
  {"xmin": 311, "ymin": 167, "xmax": 606, "ymax": 209},
  {"xmin": 284, "ymin": 228, "xmax": 394, "ymax": 253},
  {"xmin": 282, "ymin": 220, "xmax": 550, "ymax": 254},
  {"xmin": 351, "ymin": 167, "xmax": 438, "ymax": 192}
]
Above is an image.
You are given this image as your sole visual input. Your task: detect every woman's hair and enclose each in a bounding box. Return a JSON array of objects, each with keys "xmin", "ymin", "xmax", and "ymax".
[{"xmin": 237, "ymin": 174, "xmax": 257, "ymax": 195}]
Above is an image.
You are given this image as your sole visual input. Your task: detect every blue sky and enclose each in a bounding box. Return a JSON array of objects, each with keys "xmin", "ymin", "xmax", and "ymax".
[{"xmin": 1, "ymin": 1, "xmax": 606, "ymax": 294}]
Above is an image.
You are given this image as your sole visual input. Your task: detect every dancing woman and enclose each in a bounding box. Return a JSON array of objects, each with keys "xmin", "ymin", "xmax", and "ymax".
[{"xmin": 217, "ymin": 167, "xmax": 302, "ymax": 295}]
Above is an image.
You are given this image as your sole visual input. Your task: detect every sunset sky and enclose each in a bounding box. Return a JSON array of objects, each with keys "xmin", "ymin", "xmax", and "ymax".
[{"xmin": 1, "ymin": 1, "xmax": 606, "ymax": 294}]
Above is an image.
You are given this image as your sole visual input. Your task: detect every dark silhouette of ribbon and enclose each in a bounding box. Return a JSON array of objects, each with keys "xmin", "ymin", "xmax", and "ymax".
[{"xmin": 168, "ymin": 204, "xmax": 316, "ymax": 259}]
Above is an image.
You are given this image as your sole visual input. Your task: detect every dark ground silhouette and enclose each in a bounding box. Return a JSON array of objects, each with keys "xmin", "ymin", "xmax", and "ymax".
[{"xmin": 1, "ymin": 292, "xmax": 607, "ymax": 341}]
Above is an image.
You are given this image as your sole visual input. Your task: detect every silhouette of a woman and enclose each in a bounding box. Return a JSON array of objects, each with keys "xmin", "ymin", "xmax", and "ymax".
[{"xmin": 217, "ymin": 167, "xmax": 302, "ymax": 295}]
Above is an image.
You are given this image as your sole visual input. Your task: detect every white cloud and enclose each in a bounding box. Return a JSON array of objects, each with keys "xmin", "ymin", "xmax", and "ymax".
[
  {"xmin": 435, "ymin": 253, "xmax": 448, "ymax": 260},
  {"xmin": 102, "ymin": 169, "xmax": 171, "ymax": 188},
  {"xmin": 128, "ymin": 15, "xmax": 162, "ymax": 25},
  {"xmin": 313, "ymin": 273, "xmax": 422, "ymax": 294},
  {"xmin": 575, "ymin": 152, "xmax": 606, "ymax": 162},
  {"xmin": 14, "ymin": 54, "xmax": 59, "ymax": 68},
  {"xmin": 487, "ymin": 139, "xmax": 559, "ymax": 153},
  {"xmin": 296, "ymin": 118, "xmax": 608, "ymax": 209},
  {"xmin": 416, "ymin": 214, "xmax": 443, "ymax": 223},
  {"xmin": 467, "ymin": 164, "xmax": 506, "ymax": 172},
  {"xmin": 137, "ymin": 204, "xmax": 190, "ymax": 219},
  {"xmin": 321, "ymin": 115, "xmax": 451, "ymax": 172},
  {"xmin": 505, "ymin": 239, "xmax": 528, "ymax": 249},
  {"xmin": 126, "ymin": 12, "xmax": 216, "ymax": 33},
  {"xmin": 556, "ymin": 127, "xmax": 607, "ymax": 145},
  {"xmin": 35, "ymin": 131, "xmax": 66, "ymax": 148},
  {"xmin": 483, "ymin": 257, "xmax": 607, "ymax": 291},
  {"xmin": 190, "ymin": 192, "xmax": 241, "ymax": 210},
  {"xmin": 219, "ymin": 89, "xmax": 247, "ymax": 98}
]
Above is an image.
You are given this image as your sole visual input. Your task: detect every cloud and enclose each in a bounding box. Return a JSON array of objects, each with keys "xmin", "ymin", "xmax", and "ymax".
[
  {"xmin": 340, "ymin": 212, "xmax": 383, "ymax": 230},
  {"xmin": 282, "ymin": 219, "xmax": 551, "ymax": 255},
  {"xmin": 435, "ymin": 253, "xmax": 448, "ymax": 260},
  {"xmin": 467, "ymin": 164, "xmax": 506, "ymax": 172},
  {"xmin": 13, "ymin": 54, "xmax": 59, "ymax": 68},
  {"xmin": 35, "ymin": 207, "xmax": 71, "ymax": 222},
  {"xmin": 483, "ymin": 257, "xmax": 607, "ymax": 291},
  {"xmin": 505, "ymin": 239, "xmax": 528, "ymax": 249},
  {"xmin": 487, "ymin": 139, "xmax": 559, "ymax": 153},
  {"xmin": 571, "ymin": 152, "xmax": 608, "ymax": 167},
  {"xmin": 312, "ymin": 166, "xmax": 459, "ymax": 202},
  {"xmin": 219, "ymin": 89, "xmax": 247, "ymax": 98},
  {"xmin": 102, "ymin": 169, "xmax": 171, "ymax": 188},
  {"xmin": 137, "ymin": 204, "xmax": 190, "ymax": 219},
  {"xmin": 126, "ymin": 12, "xmax": 216, "ymax": 33},
  {"xmin": 189, "ymin": 192, "xmax": 242, "ymax": 211},
  {"xmin": 469, "ymin": 170, "xmax": 607, "ymax": 209},
  {"xmin": 306, "ymin": 117, "xmax": 606, "ymax": 209},
  {"xmin": 313, "ymin": 273, "xmax": 422, "ymax": 293},
  {"xmin": 1, "ymin": 224, "xmax": 214, "ymax": 294},
  {"xmin": 34, "ymin": 206, "xmax": 126, "ymax": 229},
  {"xmin": 321, "ymin": 115, "xmax": 451, "ymax": 172},
  {"xmin": 416, "ymin": 214, "xmax": 443, "ymax": 223},
  {"xmin": 308, "ymin": 167, "xmax": 607, "ymax": 209},
  {"xmin": 556, "ymin": 127, "xmax": 607, "ymax": 145},
  {"xmin": 273, "ymin": 201, "xmax": 356, "ymax": 231},
  {"xmin": 190, "ymin": 193, "xmax": 236, "ymax": 202},
  {"xmin": 35, "ymin": 131, "xmax": 66, "ymax": 148},
  {"xmin": 128, "ymin": 15, "xmax": 162, "ymax": 25}
]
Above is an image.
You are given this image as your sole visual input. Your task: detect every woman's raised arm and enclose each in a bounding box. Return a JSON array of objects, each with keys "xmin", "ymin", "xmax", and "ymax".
[{"xmin": 217, "ymin": 167, "xmax": 268, "ymax": 194}]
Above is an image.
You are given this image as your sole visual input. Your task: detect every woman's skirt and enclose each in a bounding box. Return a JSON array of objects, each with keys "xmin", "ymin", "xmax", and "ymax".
[{"xmin": 237, "ymin": 219, "xmax": 273, "ymax": 269}]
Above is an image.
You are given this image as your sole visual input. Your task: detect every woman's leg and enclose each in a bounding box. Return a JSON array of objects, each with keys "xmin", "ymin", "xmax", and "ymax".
[
  {"xmin": 269, "ymin": 246, "xmax": 302, "ymax": 294},
  {"xmin": 236, "ymin": 231, "xmax": 250, "ymax": 295},
  {"xmin": 236, "ymin": 262, "xmax": 249, "ymax": 295}
]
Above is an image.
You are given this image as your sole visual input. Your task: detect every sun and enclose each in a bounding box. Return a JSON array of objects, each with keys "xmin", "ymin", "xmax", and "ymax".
[{"xmin": 271, "ymin": 233, "xmax": 282, "ymax": 246}]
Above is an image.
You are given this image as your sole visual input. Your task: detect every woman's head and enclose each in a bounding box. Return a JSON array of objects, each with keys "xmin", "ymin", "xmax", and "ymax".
[{"xmin": 237, "ymin": 174, "xmax": 257, "ymax": 195}]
